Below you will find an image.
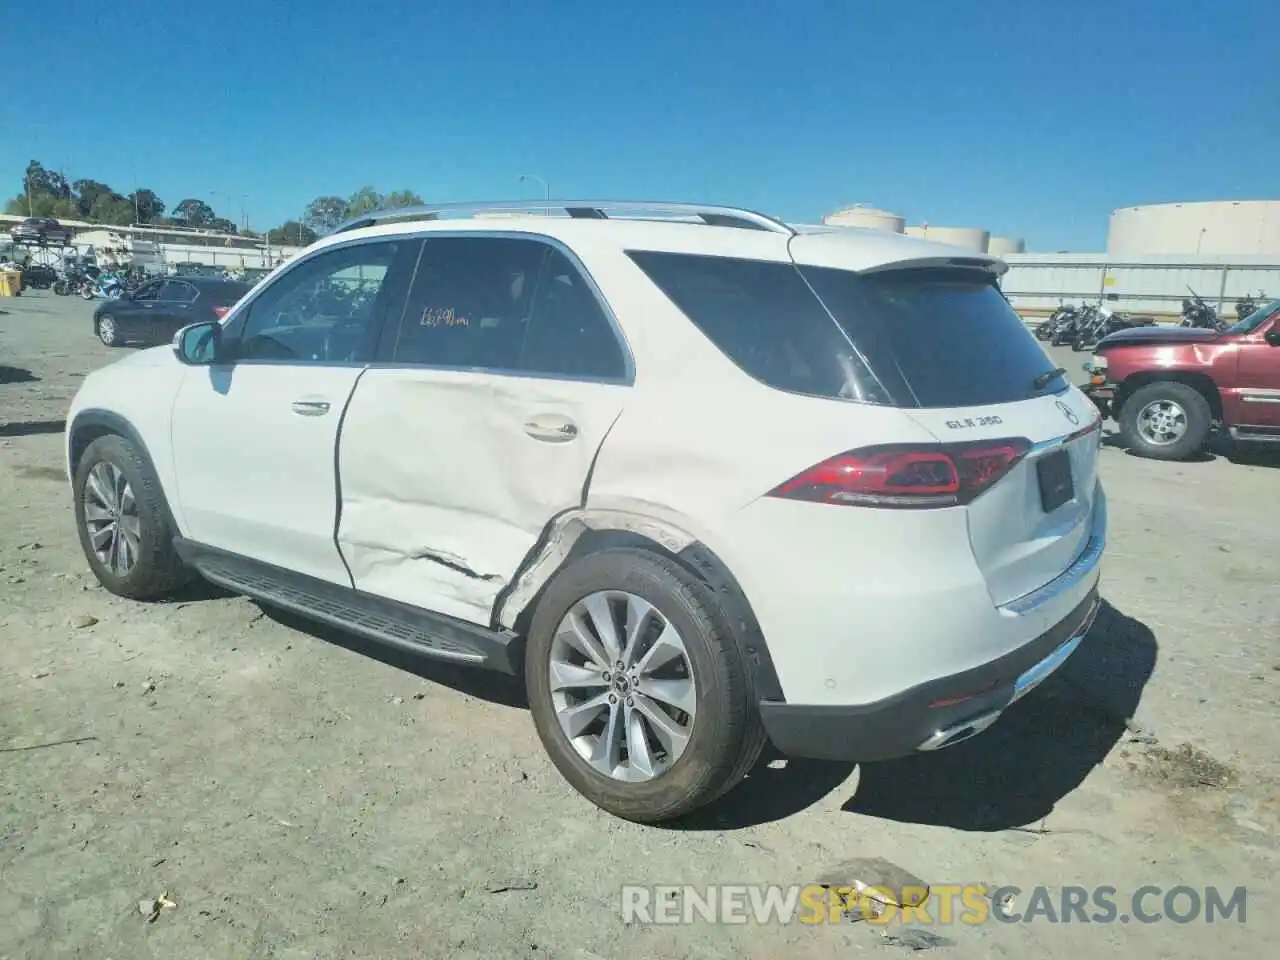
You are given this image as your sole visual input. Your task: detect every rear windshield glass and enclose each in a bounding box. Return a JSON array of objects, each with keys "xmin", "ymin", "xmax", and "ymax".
[
  {"xmin": 628, "ymin": 251, "xmax": 1064, "ymax": 408},
  {"xmin": 799, "ymin": 265, "xmax": 1067, "ymax": 406}
]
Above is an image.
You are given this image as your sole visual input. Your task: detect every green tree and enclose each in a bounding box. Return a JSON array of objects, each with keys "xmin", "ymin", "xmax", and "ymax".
[
  {"xmin": 174, "ymin": 198, "xmax": 216, "ymax": 227},
  {"xmin": 89, "ymin": 193, "xmax": 135, "ymax": 225},
  {"xmin": 303, "ymin": 195, "xmax": 347, "ymax": 234},
  {"xmin": 128, "ymin": 189, "xmax": 165, "ymax": 223},
  {"xmin": 24, "ymin": 160, "xmax": 71, "ymax": 200},
  {"xmin": 381, "ymin": 190, "xmax": 424, "ymax": 210},
  {"xmin": 73, "ymin": 179, "xmax": 117, "ymax": 219},
  {"xmin": 208, "ymin": 217, "xmax": 239, "ymax": 235},
  {"xmin": 267, "ymin": 220, "xmax": 317, "ymax": 246},
  {"xmin": 344, "ymin": 186, "xmax": 383, "ymax": 219}
]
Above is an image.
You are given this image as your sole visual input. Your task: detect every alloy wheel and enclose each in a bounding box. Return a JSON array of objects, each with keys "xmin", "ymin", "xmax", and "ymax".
[
  {"xmin": 548, "ymin": 591, "xmax": 698, "ymax": 782},
  {"xmin": 98, "ymin": 315, "xmax": 116, "ymax": 346},
  {"xmin": 1136, "ymin": 399, "xmax": 1188, "ymax": 446},
  {"xmin": 82, "ymin": 461, "xmax": 140, "ymax": 575}
]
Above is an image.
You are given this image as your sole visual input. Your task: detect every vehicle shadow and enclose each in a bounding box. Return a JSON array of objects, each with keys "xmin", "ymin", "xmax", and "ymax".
[
  {"xmin": 1103, "ymin": 429, "xmax": 1279, "ymax": 468},
  {"xmin": 0, "ymin": 418, "xmax": 65, "ymax": 437},
  {"xmin": 842, "ymin": 599, "xmax": 1156, "ymax": 831},
  {"xmin": 0, "ymin": 365, "xmax": 39, "ymax": 385},
  {"xmin": 257, "ymin": 603, "xmax": 528, "ymax": 709},
  {"xmin": 669, "ymin": 599, "xmax": 1156, "ymax": 832}
]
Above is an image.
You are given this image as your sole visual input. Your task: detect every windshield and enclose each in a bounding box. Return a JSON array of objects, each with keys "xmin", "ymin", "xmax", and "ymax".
[{"xmin": 1224, "ymin": 299, "xmax": 1280, "ymax": 335}]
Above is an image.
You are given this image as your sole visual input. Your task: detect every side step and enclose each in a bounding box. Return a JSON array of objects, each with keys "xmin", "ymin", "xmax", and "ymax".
[
  {"xmin": 1229, "ymin": 425, "xmax": 1280, "ymax": 443},
  {"xmin": 173, "ymin": 538, "xmax": 521, "ymax": 674}
]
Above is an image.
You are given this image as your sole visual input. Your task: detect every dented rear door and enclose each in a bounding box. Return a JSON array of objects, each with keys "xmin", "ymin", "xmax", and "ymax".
[{"xmin": 335, "ymin": 235, "xmax": 633, "ymax": 627}]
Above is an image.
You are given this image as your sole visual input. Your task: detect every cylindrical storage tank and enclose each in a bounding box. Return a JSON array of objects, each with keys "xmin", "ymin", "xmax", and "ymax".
[
  {"xmin": 987, "ymin": 235, "xmax": 1025, "ymax": 255},
  {"xmin": 903, "ymin": 225, "xmax": 989, "ymax": 252},
  {"xmin": 822, "ymin": 206, "xmax": 905, "ymax": 233},
  {"xmin": 1108, "ymin": 200, "xmax": 1280, "ymax": 256},
  {"xmin": 905, "ymin": 226, "xmax": 928, "ymax": 239}
]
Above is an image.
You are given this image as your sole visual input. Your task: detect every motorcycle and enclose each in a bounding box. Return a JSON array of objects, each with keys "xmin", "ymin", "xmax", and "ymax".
[
  {"xmin": 80, "ymin": 270, "xmax": 126, "ymax": 300},
  {"xmin": 1235, "ymin": 291, "xmax": 1265, "ymax": 322},
  {"xmin": 1035, "ymin": 305, "xmax": 1077, "ymax": 342},
  {"xmin": 1071, "ymin": 306, "xmax": 1155, "ymax": 351},
  {"xmin": 1049, "ymin": 306, "xmax": 1086, "ymax": 346},
  {"xmin": 1180, "ymin": 288, "xmax": 1226, "ymax": 331}
]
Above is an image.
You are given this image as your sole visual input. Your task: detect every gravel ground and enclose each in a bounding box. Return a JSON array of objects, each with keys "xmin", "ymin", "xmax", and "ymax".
[{"xmin": 2, "ymin": 290, "xmax": 1277, "ymax": 959}]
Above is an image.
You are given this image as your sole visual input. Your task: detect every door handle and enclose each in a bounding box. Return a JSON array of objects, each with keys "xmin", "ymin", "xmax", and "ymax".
[
  {"xmin": 291, "ymin": 399, "xmax": 331, "ymax": 416},
  {"xmin": 523, "ymin": 416, "xmax": 578, "ymax": 442}
]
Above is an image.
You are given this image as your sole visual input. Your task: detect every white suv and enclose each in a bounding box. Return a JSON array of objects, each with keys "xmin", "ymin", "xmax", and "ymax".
[{"xmin": 66, "ymin": 201, "xmax": 1105, "ymax": 822}]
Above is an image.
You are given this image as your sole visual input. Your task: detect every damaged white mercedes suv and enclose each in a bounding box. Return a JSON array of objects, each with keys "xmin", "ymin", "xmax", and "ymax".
[{"xmin": 66, "ymin": 200, "xmax": 1105, "ymax": 822}]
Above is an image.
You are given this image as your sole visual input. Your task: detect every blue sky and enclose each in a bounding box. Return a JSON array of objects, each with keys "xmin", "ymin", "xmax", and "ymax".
[{"xmin": 8, "ymin": 0, "xmax": 1277, "ymax": 250}]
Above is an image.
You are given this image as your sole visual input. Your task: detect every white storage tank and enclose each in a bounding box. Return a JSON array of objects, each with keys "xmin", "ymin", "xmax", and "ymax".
[
  {"xmin": 902, "ymin": 225, "xmax": 990, "ymax": 252},
  {"xmin": 987, "ymin": 235, "xmax": 1025, "ymax": 255},
  {"xmin": 823, "ymin": 206, "xmax": 906, "ymax": 233},
  {"xmin": 1108, "ymin": 200, "xmax": 1280, "ymax": 256}
]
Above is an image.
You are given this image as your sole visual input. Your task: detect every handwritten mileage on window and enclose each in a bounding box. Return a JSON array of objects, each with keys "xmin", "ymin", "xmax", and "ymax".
[{"xmin": 420, "ymin": 306, "xmax": 470, "ymax": 328}]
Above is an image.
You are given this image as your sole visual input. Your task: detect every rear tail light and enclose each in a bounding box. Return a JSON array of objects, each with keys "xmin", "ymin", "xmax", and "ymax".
[
  {"xmin": 767, "ymin": 439, "xmax": 1031, "ymax": 509},
  {"xmin": 212, "ymin": 305, "xmax": 231, "ymax": 319}
]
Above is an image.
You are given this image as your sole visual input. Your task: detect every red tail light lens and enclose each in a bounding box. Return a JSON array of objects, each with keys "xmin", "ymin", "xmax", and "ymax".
[
  {"xmin": 212, "ymin": 305, "xmax": 231, "ymax": 319},
  {"xmin": 767, "ymin": 439, "xmax": 1031, "ymax": 509}
]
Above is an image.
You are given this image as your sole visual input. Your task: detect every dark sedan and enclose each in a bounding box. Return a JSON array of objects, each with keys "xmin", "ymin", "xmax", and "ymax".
[{"xmin": 93, "ymin": 277, "xmax": 252, "ymax": 348}]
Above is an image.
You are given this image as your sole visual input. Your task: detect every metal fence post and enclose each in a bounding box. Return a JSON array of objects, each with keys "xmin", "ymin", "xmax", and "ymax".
[
  {"xmin": 1098, "ymin": 264, "xmax": 1109, "ymax": 305},
  {"xmin": 1217, "ymin": 265, "xmax": 1229, "ymax": 315}
]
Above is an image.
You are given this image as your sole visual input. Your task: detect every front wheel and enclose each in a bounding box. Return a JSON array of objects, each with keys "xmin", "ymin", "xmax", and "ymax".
[
  {"xmin": 1119, "ymin": 381, "xmax": 1212, "ymax": 461},
  {"xmin": 97, "ymin": 314, "xmax": 120, "ymax": 347},
  {"xmin": 73, "ymin": 435, "xmax": 192, "ymax": 600},
  {"xmin": 52, "ymin": 280, "xmax": 68, "ymax": 295},
  {"xmin": 525, "ymin": 547, "xmax": 765, "ymax": 823},
  {"xmin": 80, "ymin": 286, "xmax": 94, "ymax": 300}
]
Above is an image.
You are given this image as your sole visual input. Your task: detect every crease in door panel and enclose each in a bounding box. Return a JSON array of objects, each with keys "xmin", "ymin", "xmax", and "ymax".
[
  {"xmin": 332, "ymin": 365, "xmax": 372, "ymax": 589},
  {"xmin": 409, "ymin": 547, "xmax": 507, "ymax": 583}
]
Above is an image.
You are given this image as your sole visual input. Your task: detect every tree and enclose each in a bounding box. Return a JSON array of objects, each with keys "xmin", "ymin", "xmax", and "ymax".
[
  {"xmin": 173, "ymin": 198, "xmax": 216, "ymax": 227},
  {"xmin": 128, "ymin": 189, "xmax": 165, "ymax": 223},
  {"xmin": 303, "ymin": 196, "xmax": 347, "ymax": 234},
  {"xmin": 24, "ymin": 160, "xmax": 71, "ymax": 200},
  {"xmin": 344, "ymin": 186, "xmax": 384, "ymax": 219},
  {"xmin": 208, "ymin": 217, "xmax": 239, "ymax": 235},
  {"xmin": 381, "ymin": 190, "xmax": 424, "ymax": 210},
  {"xmin": 89, "ymin": 193, "xmax": 135, "ymax": 226},
  {"xmin": 267, "ymin": 220, "xmax": 317, "ymax": 246},
  {"xmin": 73, "ymin": 179, "xmax": 116, "ymax": 219}
]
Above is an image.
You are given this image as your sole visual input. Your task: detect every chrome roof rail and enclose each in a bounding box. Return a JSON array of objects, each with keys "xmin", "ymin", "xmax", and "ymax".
[{"xmin": 330, "ymin": 200, "xmax": 795, "ymax": 236}]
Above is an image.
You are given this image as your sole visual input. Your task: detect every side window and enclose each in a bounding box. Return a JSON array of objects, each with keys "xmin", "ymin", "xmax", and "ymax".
[
  {"xmin": 132, "ymin": 281, "xmax": 162, "ymax": 301},
  {"xmin": 391, "ymin": 237, "xmax": 549, "ymax": 369},
  {"xmin": 160, "ymin": 281, "xmax": 198, "ymax": 303},
  {"xmin": 235, "ymin": 241, "xmax": 407, "ymax": 363},
  {"xmin": 520, "ymin": 248, "xmax": 627, "ymax": 380}
]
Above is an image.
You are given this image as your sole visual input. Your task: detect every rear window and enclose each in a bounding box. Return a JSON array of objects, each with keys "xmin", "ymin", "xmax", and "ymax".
[{"xmin": 628, "ymin": 251, "xmax": 1064, "ymax": 408}]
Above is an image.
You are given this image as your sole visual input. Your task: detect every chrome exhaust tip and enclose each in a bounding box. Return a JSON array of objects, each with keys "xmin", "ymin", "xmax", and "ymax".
[{"xmin": 917, "ymin": 709, "xmax": 1003, "ymax": 752}]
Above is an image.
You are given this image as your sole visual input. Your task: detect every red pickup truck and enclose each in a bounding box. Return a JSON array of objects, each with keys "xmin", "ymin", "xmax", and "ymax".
[{"xmin": 1083, "ymin": 299, "xmax": 1280, "ymax": 460}]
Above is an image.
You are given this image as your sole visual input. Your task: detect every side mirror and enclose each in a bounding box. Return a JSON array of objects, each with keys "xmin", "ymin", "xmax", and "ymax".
[
  {"xmin": 1264, "ymin": 327, "xmax": 1280, "ymax": 347},
  {"xmin": 173, "ymin": 321, "xmax": 223, "ymax": 365}
]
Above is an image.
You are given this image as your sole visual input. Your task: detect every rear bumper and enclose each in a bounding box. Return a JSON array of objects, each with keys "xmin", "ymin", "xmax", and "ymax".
[{"xmin": 759, "ymin": 588, "xmax": 1100, "ymax": 763}]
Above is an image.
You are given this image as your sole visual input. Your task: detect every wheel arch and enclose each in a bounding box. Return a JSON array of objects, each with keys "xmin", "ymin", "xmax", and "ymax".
[
  {"xmin": 67, "ymin": 409, "xmax": 182, "ymax": 534},
  {"xmin": 1114, "ymin": 371, "xmax": 1223, "ymax": 422},
  {"xmin": 496, "ymin": 510, "xmax": 785, "ymax": 703}
]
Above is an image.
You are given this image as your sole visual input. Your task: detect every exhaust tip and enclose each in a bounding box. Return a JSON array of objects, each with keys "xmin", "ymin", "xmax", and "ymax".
[{"xmin": 917, "ymin": 709, "xmax": 1003, "ymax": 752}]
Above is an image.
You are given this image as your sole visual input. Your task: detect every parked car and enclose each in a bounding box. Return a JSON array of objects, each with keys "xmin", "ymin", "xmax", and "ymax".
[
  {"xmin": 1084, "ymin": 298, "xmax": 1280, "ymax": 459},
  {"xmin": 92, "ymin": 276, "xmax": 252, "ymax": 348},
  {"xmin": 9, "ymin": 217, "xmax": 74, "ymax": 247},
  {"xmin": 65, "ymin": 200, "xmax": 1105, "ymax": 822}
]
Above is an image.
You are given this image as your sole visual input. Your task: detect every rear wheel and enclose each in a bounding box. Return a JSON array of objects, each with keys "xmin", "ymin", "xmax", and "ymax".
[
  {"xmin": 1119, "ymin": 381, "xmax": 1212, "ymax": 461},
  {"xmin": 73, "ymin": 435, "xmax": 192, "ymax": 599},
  {"xmin": 525, "ymin": 547, "xmax": 765, "ymax": 823}
]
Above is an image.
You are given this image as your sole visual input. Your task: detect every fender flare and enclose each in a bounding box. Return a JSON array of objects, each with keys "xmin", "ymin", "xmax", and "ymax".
[{"xmin": 67, "ymin": 408, "xmax": 182, "ymax": 535}]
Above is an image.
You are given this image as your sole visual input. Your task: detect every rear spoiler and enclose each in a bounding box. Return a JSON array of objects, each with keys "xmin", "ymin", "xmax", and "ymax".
[{"xmin": 856, "ymin": 256, "xmax": 1008, "ymax": 278}]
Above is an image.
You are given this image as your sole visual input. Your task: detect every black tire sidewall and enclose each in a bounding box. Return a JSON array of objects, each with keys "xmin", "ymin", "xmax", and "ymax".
[
  {"xmin": 525, "ymin": 548, "xmax": 753, "ymax": 822},
  {"xmin": 1120, "ymin": 382, "xmax": 1212, "ymax": 460},
  {"xmin": 73, "ymin": 435, "xmax": 180, "ymax": 599}
]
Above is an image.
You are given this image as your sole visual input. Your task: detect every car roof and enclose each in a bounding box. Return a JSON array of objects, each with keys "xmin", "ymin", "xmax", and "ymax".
[
  {"xmin": 167, "ymin": 276, "xmax": 252, "ymax": 291},
  {"xmin": 310, "ymin": 201, "xmax": 1006, "ymax": 276}
]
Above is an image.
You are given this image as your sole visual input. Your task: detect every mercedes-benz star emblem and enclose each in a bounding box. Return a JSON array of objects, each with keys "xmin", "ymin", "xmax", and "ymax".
[{"xmin": 1055, "ymin": 400, "xmax": 1080, "ymax": 425}]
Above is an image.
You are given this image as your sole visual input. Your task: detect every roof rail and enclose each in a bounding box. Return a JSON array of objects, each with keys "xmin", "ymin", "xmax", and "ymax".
[{"xmin": 330, "ymin": 200, "xmax": 795, "ymax": 236}]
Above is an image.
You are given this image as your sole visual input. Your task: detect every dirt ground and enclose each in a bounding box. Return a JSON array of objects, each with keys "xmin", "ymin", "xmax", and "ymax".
[{"xmin": 2, "ymin": 290, "xmax": 1277, "ymax": 959}]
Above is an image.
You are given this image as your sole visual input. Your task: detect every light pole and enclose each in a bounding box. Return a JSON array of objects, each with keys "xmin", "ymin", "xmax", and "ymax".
[{"xmin": 519, "ymin": 173, "xmax": 550, "ymax": 201}]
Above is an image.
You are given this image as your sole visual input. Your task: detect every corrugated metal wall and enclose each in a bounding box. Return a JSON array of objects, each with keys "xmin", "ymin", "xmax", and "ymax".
[{"xmin": 1001, "ymin": 254, "xmax": 1280, "ymax": 318}]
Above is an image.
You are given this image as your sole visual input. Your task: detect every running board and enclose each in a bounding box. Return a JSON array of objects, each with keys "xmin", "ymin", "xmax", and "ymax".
[{"xmin": 173, "ymin": 539, "xmax": 520, "ymax": 674}]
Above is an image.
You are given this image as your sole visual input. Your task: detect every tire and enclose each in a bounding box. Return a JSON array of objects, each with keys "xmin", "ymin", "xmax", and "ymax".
[
  {"xmin": 72, "ymin": 435, "xmax": 192, "ymax": 600},
  {"xmin": 1119, "ymin": 381, "xmax": 1213, "ymax": 461},
  {"xmin": 525, "ymin": 547, "xmax": 765, "ymax": 823},
  {"xmin": 81, "ymin": 286, "xmax": 94, "ymax": 300},
  {"xmin": 97, "ymin": 314, "xmax": 120, "ymax": 347},
  {"xmin": 1034, "ymin": 323, "xmax": 1052, "ymax": 341}
]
